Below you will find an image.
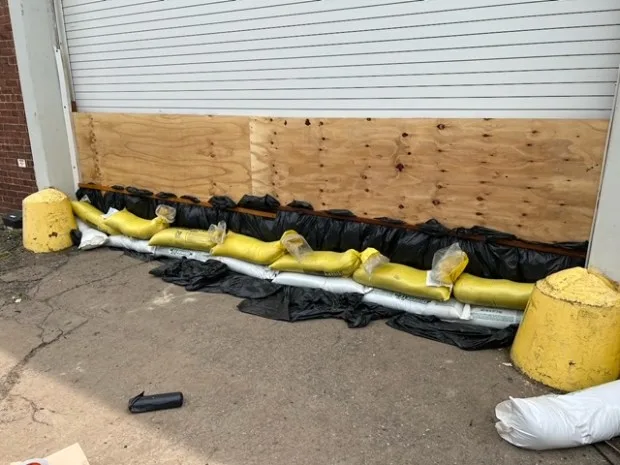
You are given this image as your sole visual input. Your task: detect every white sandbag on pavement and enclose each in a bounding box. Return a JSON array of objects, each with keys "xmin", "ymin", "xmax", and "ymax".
[
  {"xmin": 449, "ymin": 306, "xmax": 523, "ymax": 329},
  {"xmin": 209, "ymin": 256, "xmax": 277, "ymax": 280},
  {"xmin": 76, "ymin": 219, "xmax": 108, "ymax": 250},
  {"xmin": 106, "ymin": 235, "xmax": 155, "ymax": 255},
  {"xmin": 153, "ymin": 246, "xmax": 211, "ymax": 262},
  {"xmin": 495, "ymin": 379, "xmax": 620, "ymax": 450},
  {"xmin": 272, "ymin": 272, "xmax": 371, "ymax": 294},
  {"xmin": 362, "ymin": 289, "xmax": 466, "ymax": 319}
]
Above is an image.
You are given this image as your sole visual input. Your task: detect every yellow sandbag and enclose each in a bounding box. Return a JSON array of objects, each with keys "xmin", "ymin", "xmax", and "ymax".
[
  {"xmin": 149, "ymin": 227, "xmax": 218, "ymax": 251},
  {"xmin": 71, "ymin": 201, "xmax": 119, "ymax": 236},
  {"xmin": 270, "ymin": 250, "xmax": 361, "ymax": 277},
  {"xmin": 353, "ymin": 248, "xmax": 451, "ymax": 301},
  {"xmin": 453, "ymin": 273, "xmax": 534, "ymax": 310},
  {"xmin": 211, "ymin": 231, "xmax": 286, "ymax": 265},
  {"xmin": 104, "ymin": 208, "xmax": 171, "ymax": 240}
]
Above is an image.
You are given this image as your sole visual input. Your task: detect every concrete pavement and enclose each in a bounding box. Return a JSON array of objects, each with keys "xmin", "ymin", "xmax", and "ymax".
[{"xmin": 0, "ymin": 235, "xmax": 609, "ymax": 464}]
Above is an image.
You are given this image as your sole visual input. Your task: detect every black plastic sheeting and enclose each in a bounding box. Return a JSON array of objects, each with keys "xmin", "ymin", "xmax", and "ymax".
[
  {"xmin": 77, "ymin": 186, "xmax": 586, "ymax": 283},
  {"xmin": 387, "ymin": 314, "xmax": 518, "ymax": 351},
  {"xmin": 149, "ymin": 258, "xmax": 515, "ymax": 349}
]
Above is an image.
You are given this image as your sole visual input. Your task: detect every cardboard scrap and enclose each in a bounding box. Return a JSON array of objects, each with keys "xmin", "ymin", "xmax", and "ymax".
[{"xmin": 10, "ymin": 443, "xmax": 89, "ymax": 465}]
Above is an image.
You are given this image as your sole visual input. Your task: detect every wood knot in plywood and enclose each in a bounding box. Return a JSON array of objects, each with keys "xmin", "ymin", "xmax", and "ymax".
[
  {"xmin": 305, "ymin": 119, "xmax": 311, "ymax": 126},
  {"xmin": 395, "ymin": 163, "xmax": 404, "ymax": 172}
]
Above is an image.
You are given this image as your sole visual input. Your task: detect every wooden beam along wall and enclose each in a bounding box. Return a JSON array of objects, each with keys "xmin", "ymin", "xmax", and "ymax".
[{"xmin": 73, "ymin": 112, "xmax": 608, "ymax": 243}]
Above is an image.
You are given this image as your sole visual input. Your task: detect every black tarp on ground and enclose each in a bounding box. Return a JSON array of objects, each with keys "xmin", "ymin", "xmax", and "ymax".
[
  {"xmin": 387, "ymin": 314, "xmax": 518, "ymax": 351},
  {"xmin": 149, "ymin": 258, "xmax": 517, "ymax": 349},
  {"xmin": 77, "ymin": 186, "xmax": 586, "ymax": 282}
]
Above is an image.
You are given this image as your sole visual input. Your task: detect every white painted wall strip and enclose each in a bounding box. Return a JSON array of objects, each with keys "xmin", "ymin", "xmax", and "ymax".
[
  {"xmin": 54, "ymin": 47, "xmax": 80, "ymax": 191},
  {"xmin": 587, "ymin": 67, "xmax": 620, "ymax": 279}
]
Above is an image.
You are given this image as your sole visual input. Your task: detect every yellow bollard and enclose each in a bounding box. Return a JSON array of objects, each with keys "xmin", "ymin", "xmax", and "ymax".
[
  {"xmin": 511, "ymin": 267, "xmax": 620, "ymax": 392},
  {"xmin": 22, "ymin": 188, "xmax": 76, "ymax": 253}
]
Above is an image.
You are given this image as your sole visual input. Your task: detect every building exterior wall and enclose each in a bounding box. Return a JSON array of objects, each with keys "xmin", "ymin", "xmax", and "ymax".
[{"xmin": 0, "ymin": 0, "xmax": 36, "ymax": 214}]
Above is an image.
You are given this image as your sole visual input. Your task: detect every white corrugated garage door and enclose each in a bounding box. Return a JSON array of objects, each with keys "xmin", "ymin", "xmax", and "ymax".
[{"xmin": 60, "ymin": 0, "xmax": 620, "ymax": 118}]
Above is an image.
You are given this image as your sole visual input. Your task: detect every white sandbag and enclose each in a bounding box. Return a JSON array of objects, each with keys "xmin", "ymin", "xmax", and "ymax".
[
  {"xmin": 106, "ymin": 235, "xmax": 155, "ymax": 255},
  {"xmin": 273, "ymin": 272, "xmax": 371, "ymax": 294},
  {"xmin": 463, "ymin": 306, "xmax": 523, "ymax": 329},
  {"xmin": 362, "ymin": 289, "xmax": 466, "ymax": 320},
  {"xmin": 153, "ymin": 246, "xmax": 211, "ymax": 262},
  {"xmin": 495, "ymin": 379, "xmax": 620, "ymax": 450},
  {"xmin": 209, "ymin": 256, "xmax": 277, "ymax": 280},
  {"xmin": 76, "ymin": 219, "xmax": 108, "ymax": 250},
  {"xmin": 103, "ymin": 207, "xmax": 119, "ymax": 218}
]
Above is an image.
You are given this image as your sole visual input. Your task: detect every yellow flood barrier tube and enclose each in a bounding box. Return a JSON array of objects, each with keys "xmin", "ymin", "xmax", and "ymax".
[
  {"xmin": 511, "ymin": 267, "xmax": 620, "ymax": 392},
  {"xmin": 23, "ymin": 188, "xmax": 76, "ymax": 253}
]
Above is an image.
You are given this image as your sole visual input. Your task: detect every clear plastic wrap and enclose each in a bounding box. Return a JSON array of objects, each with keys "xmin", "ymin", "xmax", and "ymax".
[
  {"xmin": 280, "ymin": 230, "xmax": 313, "ymax": 260},
  {"xmin": 207, "ymin": 220, "xmax": 227, "ymax": 245},
  {"xmin": 427, "ymin": 243, "xmax": 469, "ymax": 288},
  {"xmin": 361, "ymin": 248, "xmax": 390, "ymax": 275},
  {"xmin": 155, "ymin": 204, "xmax": 177, "ymax": 224}
]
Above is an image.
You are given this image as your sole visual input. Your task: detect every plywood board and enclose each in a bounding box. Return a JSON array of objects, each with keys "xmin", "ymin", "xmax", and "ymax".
[
  {"xmin": 74, "ymin": 112, "xmax": 251, "ymax": 199},
  {"xmin": 73, "ymin": 112, "xmax": 606, "ymax": 242},
  {"xmin": 250, "ymin": 117, "xmax": 607, "ymax": 242}
]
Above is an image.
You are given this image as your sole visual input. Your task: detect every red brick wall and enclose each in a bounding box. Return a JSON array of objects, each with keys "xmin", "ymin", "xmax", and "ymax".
[{"xmin": 0, "ymin": 0, "xmax": 36, "ymax": 214}]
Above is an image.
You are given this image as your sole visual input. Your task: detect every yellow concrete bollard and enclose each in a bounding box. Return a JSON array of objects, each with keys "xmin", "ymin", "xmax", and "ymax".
[
  {"xmin": 22, "ymin": 188, "xmax": 76, "ymax": 253},
  {"xmin": 511, "ymin": 267, "xmax": 620, "ymax": 392}
]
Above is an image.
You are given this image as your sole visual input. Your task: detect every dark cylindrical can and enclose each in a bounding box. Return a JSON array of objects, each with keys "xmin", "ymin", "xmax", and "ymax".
[{"xmin": 128, "ymin": 391, "xmax": 184, "ymax": 413}]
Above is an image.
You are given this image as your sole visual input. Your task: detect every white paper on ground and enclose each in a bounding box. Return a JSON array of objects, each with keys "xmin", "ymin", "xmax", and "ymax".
[
  {"xmin": 106, "ymin": 235, "xmax": 155, "ymax": 255},
  {"xmin": 76, "ymin": 219, "xmax": 107, "ymax": 250},
  {"xmin": 154, "ymin": 246, "xmax": 211, "ymax": 262},
  {"xmin": 11, "ymin": 443, "xmax": 90, "ymax": 465},
  {"xmin": 362, "ymin": 289, "xmax": 466, "ymax": 319},
  {"xmin": 209, "ymin": 256, "xmax": 277, "ymax": 280},
  {"xmin": 273, "ymin": 272, "xmax": 371, "ymax": 294},
  {"xmin": 495, "ymin": 379, "xmax": 620, "ymax": 450}
]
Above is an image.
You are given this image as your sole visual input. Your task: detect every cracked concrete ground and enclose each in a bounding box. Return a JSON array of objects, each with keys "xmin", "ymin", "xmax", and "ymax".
[{"xmin": 0, "ymin": 228, "xmax": 613, "ymax": 464}]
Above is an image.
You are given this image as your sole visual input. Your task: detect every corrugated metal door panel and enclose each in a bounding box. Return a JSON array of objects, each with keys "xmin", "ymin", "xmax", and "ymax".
[
  {"xmin": 67, "ymin": 13, "xmax": 620, "ymax": 56},
  {"xmin": 62, "ymin": 0, "xmax": 620, "ymax": 118}
]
